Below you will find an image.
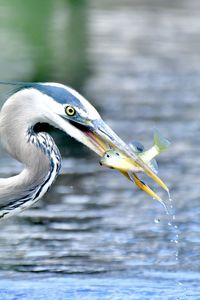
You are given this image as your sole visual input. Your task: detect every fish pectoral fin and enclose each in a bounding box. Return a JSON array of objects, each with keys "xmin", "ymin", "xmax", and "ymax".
[{"xmin": 148, "ymin": 159, "xmax": 159, "ymax": 174}]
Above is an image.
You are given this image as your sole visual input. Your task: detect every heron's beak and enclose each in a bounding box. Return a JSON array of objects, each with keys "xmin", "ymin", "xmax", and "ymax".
[
  {"xmin": 130, "ymin": 173, "xmax": 162, "ymax": 202},
  {"xmin": 85, "ymin": 119, "xmax": 168, "ymax": 193}
]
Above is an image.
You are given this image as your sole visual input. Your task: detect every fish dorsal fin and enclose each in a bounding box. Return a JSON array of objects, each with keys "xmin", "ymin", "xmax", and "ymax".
[{"xmin": 129, "ymin": 141, "xmax": 144, "ymax": 153}]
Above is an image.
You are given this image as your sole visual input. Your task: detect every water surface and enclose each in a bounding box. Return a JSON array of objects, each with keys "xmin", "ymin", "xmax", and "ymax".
[{"xmin": 0, "ymin": 0, "xmax": 200, "ymax": 299}]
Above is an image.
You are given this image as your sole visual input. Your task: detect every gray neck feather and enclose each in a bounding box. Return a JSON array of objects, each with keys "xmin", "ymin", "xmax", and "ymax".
[{"xmin": 0, "ymin": 89, "xmax": 61, "ymax": 219}]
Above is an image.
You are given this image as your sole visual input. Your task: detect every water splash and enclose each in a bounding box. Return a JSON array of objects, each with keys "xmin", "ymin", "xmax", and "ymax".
[
  {"xmin": 154, "ymin": 190, "xmax": 186, "ymax": 299},
  {"xmin": 167, "ymin": 190, "xmax": 180, "ymax": 261},
  {"xmin": 158, "ymin": 198, "xmax": 170, "ymax": 215},
  {"xmin": 167, "ymin": 190, "xmax": 187, "ymax": 299},
  {"xmin": 154, "ymin": 191, "xmax": 180, "ymax": 262}
]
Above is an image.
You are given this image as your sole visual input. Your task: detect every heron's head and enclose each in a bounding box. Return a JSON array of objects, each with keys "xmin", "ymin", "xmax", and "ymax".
[
  {"xmin": 6, "ymin": 81, "xmax": 167, "ymax": 190},
  {"xmin": 23, "ymin": 82, "xmax": 127, "ymax": 157}
]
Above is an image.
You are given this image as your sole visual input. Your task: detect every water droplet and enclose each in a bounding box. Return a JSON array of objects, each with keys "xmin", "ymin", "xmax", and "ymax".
[
  {"xmin": 165, "ymin": 191, "xmax": 181, "ymax": 267},
  {"xmin": 167, "ymin": 190, "xmax": 172, "ymax": 201},
  {"xmin": 154, "ymin": 218, "xmax": 160, "ymax": 224},
  {"xmin": 160, "ymin": 199, "xmax": 169, "ymax": 214}
]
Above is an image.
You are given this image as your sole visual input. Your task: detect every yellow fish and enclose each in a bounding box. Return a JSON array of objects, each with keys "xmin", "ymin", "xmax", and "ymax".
[{"xmin": 100, "ymin": 129, "xmax": 170, "ymax": 201}]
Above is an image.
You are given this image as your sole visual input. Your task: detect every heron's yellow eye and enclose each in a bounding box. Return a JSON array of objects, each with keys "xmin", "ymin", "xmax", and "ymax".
[{"xmin": 65, "ymin": 106, "xmax": 76, "ymax": 116}]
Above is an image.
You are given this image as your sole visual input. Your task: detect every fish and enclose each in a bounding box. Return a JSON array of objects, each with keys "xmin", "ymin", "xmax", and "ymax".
[
  {"xmin": 100, "ymin": 149, "xmax": 162, "ymax": 201},
  {"xmin": 99, "ymin": 129, "xmax": 170, "ymax": 201},
  {"xmin": 100, "ymin": 129, "xmax": 170, "ymax": 173}
]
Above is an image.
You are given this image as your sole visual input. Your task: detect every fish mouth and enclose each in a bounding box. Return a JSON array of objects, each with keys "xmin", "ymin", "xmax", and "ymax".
[{"xmin": 81, "ymin": 119, "xmax": 168, "ymax": 194}]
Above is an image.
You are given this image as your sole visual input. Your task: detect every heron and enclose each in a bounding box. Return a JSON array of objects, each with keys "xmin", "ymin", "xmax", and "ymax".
[{"xmin": 0, "ymin": 81, "xmax": 167, "ymax": 220}]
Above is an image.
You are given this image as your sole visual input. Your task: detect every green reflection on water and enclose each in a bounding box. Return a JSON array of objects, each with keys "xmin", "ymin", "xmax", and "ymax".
[
  {"xmin": 0, "ymin": 0, "xmax": 91, "ymax": 155},
  {"xmin": 0, "ymin": 0, "xmax": 88, "ymax": 89}
]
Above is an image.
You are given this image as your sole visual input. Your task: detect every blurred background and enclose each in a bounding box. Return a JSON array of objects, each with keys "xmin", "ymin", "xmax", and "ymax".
[{"xmin": 0, "ymin": 0, "xmax": 200, "ymax": 299}]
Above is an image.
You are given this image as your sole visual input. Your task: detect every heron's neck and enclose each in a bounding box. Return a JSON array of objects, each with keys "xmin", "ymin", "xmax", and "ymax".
[{"xmin": 0, "ymin": 92, "xmax": 61, "ymax": 219}]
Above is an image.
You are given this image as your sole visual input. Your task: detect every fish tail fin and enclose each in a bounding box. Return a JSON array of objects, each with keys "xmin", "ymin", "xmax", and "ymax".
[{"xmin": 153, "ymin": 129, "xmax": 171, "ymax": 153}]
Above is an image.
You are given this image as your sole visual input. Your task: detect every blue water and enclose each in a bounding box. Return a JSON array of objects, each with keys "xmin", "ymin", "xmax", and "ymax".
[
  {"xmin": 0, "ymin": 0, "xmax": 200, "ymax": 299},
  {"xmin": 0, "ymin": 271, "xmax": 199, "ymax": 300}
]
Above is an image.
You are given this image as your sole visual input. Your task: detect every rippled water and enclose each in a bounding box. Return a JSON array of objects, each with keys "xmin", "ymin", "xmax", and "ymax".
[{"xmin": 0, "ymin": 0, "xmax": 200, "ymax": 299}]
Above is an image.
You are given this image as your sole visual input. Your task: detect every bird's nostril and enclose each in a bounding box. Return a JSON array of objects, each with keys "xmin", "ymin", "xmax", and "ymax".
[{"xmin": 106, "ymin": 154, "xmax": 110, "ymax": 158}]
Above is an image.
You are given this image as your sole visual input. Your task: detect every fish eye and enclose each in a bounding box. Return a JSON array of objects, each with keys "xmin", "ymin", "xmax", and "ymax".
[{"xmin": 65, "ymin": 106, "xmax": 76, "ymax": 116}]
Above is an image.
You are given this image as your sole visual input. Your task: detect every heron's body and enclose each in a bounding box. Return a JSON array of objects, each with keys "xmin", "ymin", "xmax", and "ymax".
[{"xmin": 0, "ymin": 81, "xmax": 168, "ymax": 220}]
